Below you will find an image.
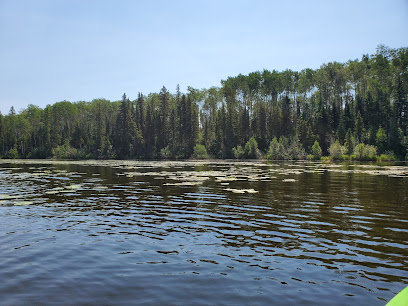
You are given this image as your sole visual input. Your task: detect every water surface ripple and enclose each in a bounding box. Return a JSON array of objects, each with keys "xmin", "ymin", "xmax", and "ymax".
[{"xmin": 0, "ymin": 160, "xmax": 407, "ymax": 305}]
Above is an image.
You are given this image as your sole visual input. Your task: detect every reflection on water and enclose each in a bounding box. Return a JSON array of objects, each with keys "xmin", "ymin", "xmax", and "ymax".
[{"xmin": 0, "ymin": 160, "xmax": 407, "ymax": 305}]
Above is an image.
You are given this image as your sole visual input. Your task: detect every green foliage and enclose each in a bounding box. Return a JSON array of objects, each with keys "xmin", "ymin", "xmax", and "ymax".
[
  {"xmin": 321, "ymin": 156, "xmax": 332, "ymax": 162},
  {"xmin": 28, "ymin": 147, "xmax": 49, "ymax": 159},
  {"xmin": 52, "ymin": 143, "xmax": 79, "ymax": 160},
  {"xmin": 329, "ymin": 141, "xmax": 346, "ymax": 160},
  {"xmin": 286, "ymin": 136, "xmax": 306, "ymax": 160},
  {"xmin": 353, "ymin": 143, "xmax": 365, "ymax": 161},
  {"xmin": 376, "ymin": 153, "xmax": 396, "ymax": 162},
  {"xmin": 160, "ymin": 145, "xmax": 173, "ymax": 160},
  {"xmin": 192, "ymin": 144, "xmax": 209, "ymax": 159},
  {"xmin": 7, "ymin": 147, "xmax": 19, "ymax": 159},
  {"xmin": 344, "ymin": 129, "xmax": 355, "ymax": 155},
  {"xmin": 353, "ymin": 143, "xmax": 377, "ymax": 161},
  {"xmin": 244, "ymin": 137, "xmax": 259, "ymax": 159},
  {"xmin": 311, "ymin": 141, "xmax": 322, "ymax": 160},
  {"xmin": 232, "ymin": 145, "xmax": 245, "ymax": 159},
  {"xmin": 267, "ymin": 136, "xmax": 305, "ymax": 160},
  {"xmin": 267, "ymin": 137, "xmax": 282, "ymax": 160},
  {"xmin": 376, "ymin": 127, "xmax": 387, "ymax": 154},
  {"xmin": 232, "ymin": 137, "xmax": 259, "ymax": 159}
]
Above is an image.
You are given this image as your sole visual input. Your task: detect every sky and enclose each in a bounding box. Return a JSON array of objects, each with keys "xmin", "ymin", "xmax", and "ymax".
[{"xmin": 0, "ymin": 0, "xmax": 407, "ymax": 114}]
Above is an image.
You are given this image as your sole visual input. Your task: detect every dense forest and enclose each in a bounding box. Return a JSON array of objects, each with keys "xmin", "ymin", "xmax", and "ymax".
[{"xmin": 1, "ymin": 45, "xmax": 407, "ymax": 161}]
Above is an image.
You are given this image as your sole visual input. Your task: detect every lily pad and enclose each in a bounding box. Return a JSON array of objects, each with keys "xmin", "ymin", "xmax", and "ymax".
[
  {"xmin": 224, "ymin": 188, "xmax": 259, "ymax": 194},
  {"xmin": 245, "ymin": 189, "xmax": 259, "ymax": 194},
  {"xmin": 0, "ymin": 194, "xmax": 20, "ymax": 200},
  {"xmin": 45, "ymin": 190, "xmax": 60, "ymax": 195},
  {"xmin": 66, "ymin": 184, "xmax": 81, "ymax": 190},
  {"xmin": 14, "ymin": 201, "xmax": 33, "ymax": 206},
  {"xmin": 94, "ymin": 186, "xmax": 108, "ymax": 190}
]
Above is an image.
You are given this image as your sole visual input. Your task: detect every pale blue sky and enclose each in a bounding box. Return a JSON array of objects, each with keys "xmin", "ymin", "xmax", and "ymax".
[{"xmin": 0, "ymin": 0, "xmax": 407, "ymax": 114}]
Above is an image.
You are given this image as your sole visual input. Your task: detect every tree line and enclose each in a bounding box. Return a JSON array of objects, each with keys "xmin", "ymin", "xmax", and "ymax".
[{"xmin": 0, "ymin": 45, "xmax": 407, "ymax": 160}]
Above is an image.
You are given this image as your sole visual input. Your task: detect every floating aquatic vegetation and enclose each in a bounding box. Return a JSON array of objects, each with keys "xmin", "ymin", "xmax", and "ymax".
[
  {"xmin": 278, "ymin": 169, "xmax": 303, "ymax": 175},
  {"xmin": 325, "ymin": 165, "xmax": 408, "ymax": 178},
  {"xmin": 32, "ymin": 171, "xmax": 52, "ymax": 176},
  {"xmin": 245, "ymin": 189, "xmax": 259, "ymax": 194},
  {"xmin": 388, "ymin": 174, "xmax": 406, "ymax": 178},
  {"xmin": 53, "ymin": 187, "xmax": 64, "ymax": 191},
  {"xmin": 45, "ymin": 185, "xmax": 82, "ymax": 195},
  {"xmin": 45, "ymin": 190, "xmax": 60, "ymax": 195},
  {"xmin": 224, "ymin": 188, "xmax": 245, "ymax": 194},
  {"xmin": 163, "ymin": 182, "xmax": 202, "ymax": 186},
  {"xmin": 0, "ymin": 167, "xmax": 23, "ymax": 170},
  {"xmin": 313, "ymin": 170, "xmax": 325, "ymax": 174},
  {"xmin": 224, "ymin": 188, "xmax": 259, "ymax": 194},
  {"xmin": 94, "ymin": 186, "xmax": 108, "ymax": 190},
  {"xmin": 2, "ymin": 159, "xmax": 407, "ymax": 181},
  {"xmin": 0, "ymin": 194, "xmax": 21, "ymax": 200},
  {"xmin": 66, "ymin": 184, "xmax": 81, "ymax": 190},
  {"xmin": 215, "ymin": 176, "xmax": 238, "ymax": 182},
  {"xmin": 323, "ymin": 164, "xmax": 343, "ymax": 168},
  {"xmin": 14, "ymin": 201, "xmax": 33, "ymax": 206}
]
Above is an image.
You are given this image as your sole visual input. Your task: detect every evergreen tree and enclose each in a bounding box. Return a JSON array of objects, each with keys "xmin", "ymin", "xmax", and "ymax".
[
  {"xmin": 158, "ymin": 86, "xmax": 170, "ymax": 152},
  {"xmin": 311, "ymin": 140, "xmax": 322, "ymax": 160},
  {"xmin": 376, "ymin": 127, "xmax": 387, "ymax": 154},
  {"xmin": 115, "ymin": 93, "xmax": 139, "ymax": 158}
]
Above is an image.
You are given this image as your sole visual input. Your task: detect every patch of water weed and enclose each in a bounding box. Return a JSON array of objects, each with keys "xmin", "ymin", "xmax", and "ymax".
[
  {"xmin": 164, "ymin": 182, "xmax": 202, "ymax": 186},
  {"xmin": 224, "ymin": 188, "xmax": 259, "ymax": 194},
  {"xmin": 94, "ymin": 186, "xmax": 109, "ymax": 190},
  {"xmin": 65, "ymin": 184, "xmax": 81, "ymax": 190},
  {"xmin": 0, "ymin": 194, "xmax": 21, "ymax": 200},
  {"xmin": 45, "ymin": 185, "xmax": 81, "ymax": 195},
  {"xmin": 14, "ymin": 201, "xmax": 34, "ymax": 206}
]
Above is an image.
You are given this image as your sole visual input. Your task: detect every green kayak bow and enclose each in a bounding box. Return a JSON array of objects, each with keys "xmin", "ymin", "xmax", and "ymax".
[{"xmin": 386, "ymin": 286, "xmax": 408, "ymax": 306}]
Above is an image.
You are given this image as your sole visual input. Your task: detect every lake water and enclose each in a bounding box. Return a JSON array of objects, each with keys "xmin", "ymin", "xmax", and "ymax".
[{"xmin": 0, "ymin": 160, "xmax": 407, "ymax": 305}]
